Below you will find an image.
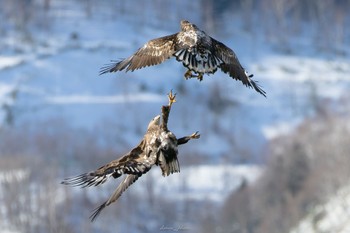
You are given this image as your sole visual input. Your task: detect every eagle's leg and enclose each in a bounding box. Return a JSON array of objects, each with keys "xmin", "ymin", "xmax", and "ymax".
[
  {"xmin": 177, "ymin": 131, "xmax": 200, "ymax": 145},
  {"xmin": 184, "ymin": 70, "xmax": 204, "ymax": 81},
  {"xmin": 184, "ymin": 70, "xmax": 200, "ymax": 79},
  {"xmin": 161, "ymin": 91, "xmax": 177, "ymax": 131}
]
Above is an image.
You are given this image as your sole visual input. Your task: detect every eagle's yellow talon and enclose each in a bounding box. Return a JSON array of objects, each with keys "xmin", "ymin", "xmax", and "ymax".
[
  {"xmin": 184, "ymin": 70, "xmax": 203, "ymax": 81},
  {"xmin": 168, "ymin": 90, "xmax": 177, "ymax": 106},
  {"xmin": 190, "ymin": 131, "xmax": 200, "ymax": 139},
  {"xmin": 184, "ymin": 70, "xmax": 193, "ymax": 80},
  {"xmin": 197, "ymin": 73, "xmax": 203, "ymax": 81}
]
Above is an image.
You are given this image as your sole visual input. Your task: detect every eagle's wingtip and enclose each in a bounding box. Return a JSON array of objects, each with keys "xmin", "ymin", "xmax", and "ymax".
[
  {"xmin": 99, "ymin": 59, "xmax": 126, "ymax": 75},
  {"xmin": 252, "ymin": 81, "xmax": 267, "ymax": 97},
  {"xmin": 89, "ymin": 202, "xmax": 107, "ymax": 222}
]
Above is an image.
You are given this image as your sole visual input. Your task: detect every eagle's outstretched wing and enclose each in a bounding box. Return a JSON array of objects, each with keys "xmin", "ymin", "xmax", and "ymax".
[
  {"xmin": 211, "ymin": 38, "xmax": 266, "ymax": 97},
  {"xmin": 90, "ymin": 174, "xmax": 140, "ymax": 222},
  {"xmin": 100, "ymin": 34, "xmax": 177, "ymax": 74},
  {"xmin": 61, "ymin": 143, "xmax": 154, "ymax": 188}
]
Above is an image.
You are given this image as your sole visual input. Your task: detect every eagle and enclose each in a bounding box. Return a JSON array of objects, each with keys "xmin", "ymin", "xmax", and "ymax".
[
  {"xmin": 100, "ymin": 20, "xmax": 266, "ymax": 97},
  {"xmin": 61, "ymin": 91, "xmax": 200, "ymax": 221}
]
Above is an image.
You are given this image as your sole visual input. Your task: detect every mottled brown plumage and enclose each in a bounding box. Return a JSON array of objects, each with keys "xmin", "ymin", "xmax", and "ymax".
[
  {"xmin": 61, "ymin": 91, "xmax": 200, "ymax": 221},
  {"xmin": 100, "ymin": 20, "xmax": 266, "ymax": 97}
]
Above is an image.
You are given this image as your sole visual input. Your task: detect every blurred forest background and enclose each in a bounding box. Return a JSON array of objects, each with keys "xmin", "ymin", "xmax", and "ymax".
[{"xmin": 1, "ymin": 0, "xmax": 350, "ymax": 233}]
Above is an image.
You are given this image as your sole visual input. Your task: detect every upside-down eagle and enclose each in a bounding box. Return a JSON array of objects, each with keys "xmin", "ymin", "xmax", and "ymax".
[
  {"xmin": 61, "ymin": 91, "xmax": 200, "ymax": 221},
  {"xmin": 100, "ymin": 20, "xmax": 266, "ymax": 97}
]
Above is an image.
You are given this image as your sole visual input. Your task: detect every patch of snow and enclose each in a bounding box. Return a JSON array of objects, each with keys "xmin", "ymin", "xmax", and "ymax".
[
  {"xmin": 0, "ymin": 56, "xmax": 25, "ymax": 70},
  {"xmin": 0, "ymin": 230, "xmax": 21, "ymax": 233},
  {"xmin": 0, "ymin": 84, "xmax": 14, "ymax": 100},
  {"xmin": 154, "ymin": 164, "xmax": 262, "ymax": 201},
  {"xmin": 262, "ymin": 119, "xmax": 302, "ymax": 140},
  {"xmin": 45, "ymin": 93, "xmax": 164, "ymax": 104},
  {"xmin": 0, "ymin": 169, "xmax": 30, "ymax": 184}
]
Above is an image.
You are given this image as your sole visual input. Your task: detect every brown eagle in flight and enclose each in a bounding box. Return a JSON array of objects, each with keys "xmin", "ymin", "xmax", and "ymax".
[
  {"xmin": 61, "ymin": 91, "xmax": 200, "ymax": 221},
  {"xmin": 100, "ymin": 20, "xmax": 266, "ymax": 97}
]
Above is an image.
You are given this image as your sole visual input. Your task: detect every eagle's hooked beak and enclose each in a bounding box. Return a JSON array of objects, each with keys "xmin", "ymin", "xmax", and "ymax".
[{"xmin": 148, "ymin": 115, "xmax": 161, "ymax": 129}]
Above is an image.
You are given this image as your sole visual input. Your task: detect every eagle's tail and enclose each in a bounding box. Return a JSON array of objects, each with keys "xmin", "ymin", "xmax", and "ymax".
[
  {"xmin": 158, "ymin": 149, "xmax": 180, "ymax": 177},
  {"xmin": 159, "ymin": 156, "xmax": 180, "ymax": 177},
  {"xmin": 174, "ymin": 49, "xmax": 221, "ymax": 74}
]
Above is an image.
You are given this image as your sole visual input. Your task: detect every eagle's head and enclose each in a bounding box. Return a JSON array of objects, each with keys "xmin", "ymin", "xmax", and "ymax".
[
  {"xmin": 180, "ymin": 20, "xmax": 198, "ymax": 31},
  {"xmin": 147, "ymin": 115, "xmax": 160, "ymax": 131}
]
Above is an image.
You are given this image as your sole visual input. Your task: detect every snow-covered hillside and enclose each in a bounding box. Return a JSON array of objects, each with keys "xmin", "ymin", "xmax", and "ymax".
[{"xmin": 0, "ymin": 164, "xmax": 261, "ymax": 233}]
